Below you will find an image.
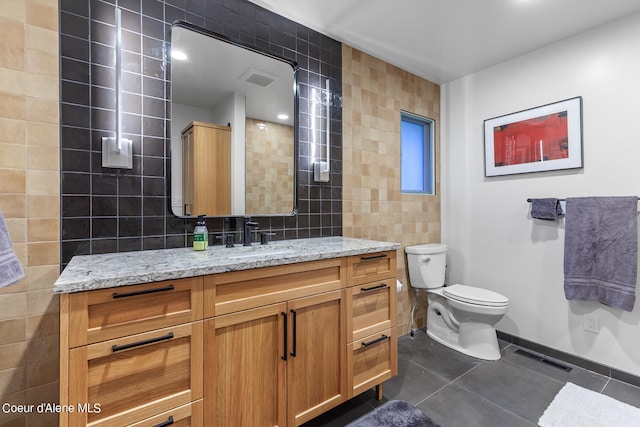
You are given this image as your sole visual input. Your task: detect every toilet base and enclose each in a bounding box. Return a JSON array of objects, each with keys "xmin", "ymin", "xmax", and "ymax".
[
  {"xmin": 426, "ymin": 290, "xmax": 503, "ymax": 361},
  {"xmin": 426, "ymin": 326, "xmax": 502, "ymax": 361}
]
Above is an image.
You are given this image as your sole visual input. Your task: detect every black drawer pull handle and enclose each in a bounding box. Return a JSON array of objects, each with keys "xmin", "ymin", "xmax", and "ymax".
[
  {"xmin": 153, "ymin": 416, "xmax": 174, "ymax": 427},
  {"xmin": 360, "ymin": 283, "xmax": 388, "ymax": 292},
  {"xmin": 290, "ymin": 309, "xmax": 297, "ymax": 357},
  {"xmin": 112, "ymin": 332, "xmax": 174, "ymax": 352},
  {"xmin": 360, "ymin": 254, "xmax": 387, "ymax": 261},
  {"xmin": 282, "ymin": 312, "xmax": 288, "ymax": 361},
  {"xmin": 361, "ymin": 335, "xmax": 389, "ymax": 347},
  {"xmin": 112, "ymin": 284, "xmax": 175, "ymax": 299}
]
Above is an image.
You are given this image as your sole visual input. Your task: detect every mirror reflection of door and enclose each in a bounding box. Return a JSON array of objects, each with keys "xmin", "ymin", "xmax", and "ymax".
[{"xmin": 170, "ymin": 23, "xmax": 297, "ymax": 217}]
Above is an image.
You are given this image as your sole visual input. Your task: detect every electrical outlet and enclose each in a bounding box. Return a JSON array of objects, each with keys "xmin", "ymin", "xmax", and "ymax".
[{"xmin": 583, "ymin": 314, "xmax": 599, "ymax": 334}]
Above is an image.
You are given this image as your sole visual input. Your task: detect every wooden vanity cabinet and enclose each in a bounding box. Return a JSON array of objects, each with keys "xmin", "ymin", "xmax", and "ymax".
[
  {"xmin": 345, "ymin": 251, "xmax": 398, "ymax": 399},
  {"xmin": 59, "ymin": 278, "xmax": 204, "ymax": 427},
  {"xmin": 60, "ymin": 250, "xmax": 397, "ymax": 427},
  {"xmin": 182, "ymin": 121, "xmax": 231, "ymax": 217},
  {"xmin": 203, "ymin": 259, "xmax": 347, "ymax": 427}
]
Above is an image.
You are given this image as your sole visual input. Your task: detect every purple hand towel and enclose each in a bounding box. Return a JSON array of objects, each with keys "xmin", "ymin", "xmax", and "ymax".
[
  {"xmin": 0, "ymin": 209, "xmax": 25, "ymax": 288},
  {"xmin": 564, "ymin": 197, "xmax": 638, "ymax": 311},
  {"xmin": 530, "ymin": 198, "xmax": 563, "ymax": 220}
]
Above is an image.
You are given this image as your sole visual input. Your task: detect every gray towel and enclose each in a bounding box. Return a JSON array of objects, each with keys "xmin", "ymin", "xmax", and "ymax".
[
  {"xmin": 531, "ymin": 198, "xmax": 563, "ymax": 220},
  {"xmin": 0, "ymin": 209, "xmax": 25, "ymax": 288},
  {"xmin": 564, "ymin": 197, "xmax": 638, "ymax": 311}
]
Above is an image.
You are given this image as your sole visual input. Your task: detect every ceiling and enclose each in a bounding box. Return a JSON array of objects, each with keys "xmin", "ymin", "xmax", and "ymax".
[{"xmin": 248, "ymin": 0, "xmax": 640, "ymax": 84}]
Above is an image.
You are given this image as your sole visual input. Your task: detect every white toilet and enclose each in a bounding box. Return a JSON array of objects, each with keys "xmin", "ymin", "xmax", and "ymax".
[{"xmin": 406, "ymin": 243, "xmax": 509, "ymax": 360}]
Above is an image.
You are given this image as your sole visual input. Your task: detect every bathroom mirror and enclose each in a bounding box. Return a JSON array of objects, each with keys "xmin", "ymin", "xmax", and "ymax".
[{"xmin": 170, "ymin": 22, "xmax": 298, "ymax": 217}]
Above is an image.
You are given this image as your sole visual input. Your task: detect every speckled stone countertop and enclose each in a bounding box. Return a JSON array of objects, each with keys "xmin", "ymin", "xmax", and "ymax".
[{"xmin": 54, "ymin": 236, "xmax": 401, "ymax": 294}]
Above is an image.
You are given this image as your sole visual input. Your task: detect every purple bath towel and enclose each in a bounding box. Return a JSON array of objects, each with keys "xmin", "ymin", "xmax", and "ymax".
[
  {"xmin": 564, "ymin": 197, "xmax": 638, "ymax": 311},
  {"xmin": 0, "ymin": 209, "xmax": 25, "ymax": 288}
]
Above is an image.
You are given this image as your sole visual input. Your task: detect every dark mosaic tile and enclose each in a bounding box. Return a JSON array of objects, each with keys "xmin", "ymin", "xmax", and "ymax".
[
  {"xmin": 602, "ymin": 379, "xmax": 640, "ymax": 408},
  {"xmin": 456, "ymin": 359, "xmax": 564, "ymax": 423},
  {"xmin": 60, "ymin": 0, "xmax": 343, "ymax": 259},
  {"xmin": 62, "ymin": 196, "xmax": 91, "ymax": 217},
  {"xmin": 417, "ymin": 384, "xmax": 534, "ymax": 427}
]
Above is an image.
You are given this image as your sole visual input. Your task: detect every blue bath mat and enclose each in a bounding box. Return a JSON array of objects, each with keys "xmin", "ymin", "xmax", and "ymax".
[{"xmin": 346, "ymin": 400, "xmax": 441, "ymax": 427}]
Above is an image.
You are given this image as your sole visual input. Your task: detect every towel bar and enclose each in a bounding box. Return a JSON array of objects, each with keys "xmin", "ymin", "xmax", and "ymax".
[{"xmin": 526, "ymin": 197, "xmax": 639, "ymax": 202}]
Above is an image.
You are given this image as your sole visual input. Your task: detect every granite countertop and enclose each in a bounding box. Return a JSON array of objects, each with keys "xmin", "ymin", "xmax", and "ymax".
[{"xmin": 54, "ymin": 236, "xmax": 401, "ymax": 294}]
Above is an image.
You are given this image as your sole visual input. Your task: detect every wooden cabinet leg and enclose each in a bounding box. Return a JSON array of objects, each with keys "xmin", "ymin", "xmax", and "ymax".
[{"xmin": 375, "ymin": 383, "xmax": 383, "ymax": 400}]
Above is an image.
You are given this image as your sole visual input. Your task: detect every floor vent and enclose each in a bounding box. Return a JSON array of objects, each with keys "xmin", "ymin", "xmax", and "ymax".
[{"xmin": 514, "ymin": 349, "xmax": 573, "ymax": 373}]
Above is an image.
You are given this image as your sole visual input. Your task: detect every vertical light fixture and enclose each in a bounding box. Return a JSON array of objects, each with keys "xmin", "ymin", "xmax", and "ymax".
[
  {"xmin": 313, "ymin": 79, "xmax": 330, "ymax": 182},
  {"xmin": 102, "ymin": 7, "xmax": 133, "ymax": 169}
]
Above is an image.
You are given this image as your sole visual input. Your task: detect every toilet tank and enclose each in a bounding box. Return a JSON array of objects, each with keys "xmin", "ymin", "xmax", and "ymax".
[{"xmin": 405, "ymin": 243, "xmax": 447, "ymax": 289}]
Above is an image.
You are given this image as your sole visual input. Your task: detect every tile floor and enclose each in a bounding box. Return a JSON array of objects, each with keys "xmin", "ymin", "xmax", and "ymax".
[{"xmin": 303, "ymin": 330, "xmax": 640, "ymax": 426}]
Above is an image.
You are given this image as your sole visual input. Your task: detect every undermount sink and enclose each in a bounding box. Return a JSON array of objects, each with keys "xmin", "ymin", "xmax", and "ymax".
[{"xmin": 228, "ymin": 249, "xmax": 296, "ymax": 260}]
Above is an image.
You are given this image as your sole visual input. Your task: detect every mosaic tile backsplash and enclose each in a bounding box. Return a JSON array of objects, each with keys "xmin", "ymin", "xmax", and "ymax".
[{"xmin": 59, "ymin": 0, "xmax": 343, "ymax": 266}]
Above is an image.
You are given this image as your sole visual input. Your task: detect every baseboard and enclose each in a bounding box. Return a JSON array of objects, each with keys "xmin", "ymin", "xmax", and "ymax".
[{"xmin": 497, "ymin": 331, "xmax": 640, "ymax": 388}]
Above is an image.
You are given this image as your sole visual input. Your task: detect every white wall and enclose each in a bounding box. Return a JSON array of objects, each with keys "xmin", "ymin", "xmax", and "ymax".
[
  {"xmin": 441, "ymin": 12, "xmax": 640, "ymax": 375},
  {"xmin": 212, "ymin": 93, "xmax": 246, "ymax": 215}
]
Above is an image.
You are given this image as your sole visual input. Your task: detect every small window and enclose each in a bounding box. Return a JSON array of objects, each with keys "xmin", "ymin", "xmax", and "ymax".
[{"xmin": 401, "ymin": 111, "xmax": 435, "ymax": 194}]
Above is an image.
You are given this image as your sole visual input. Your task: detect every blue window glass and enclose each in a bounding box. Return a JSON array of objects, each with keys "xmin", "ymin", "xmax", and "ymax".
[{"xmin": 401, "ymin": 112, "xmax": 434, "ymax": 194}]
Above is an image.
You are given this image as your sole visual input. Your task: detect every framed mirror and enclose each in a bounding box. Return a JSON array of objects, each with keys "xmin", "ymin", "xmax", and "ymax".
[{"xmin": 170, "ymin": 22, "xmax": 298, "ymax": 217}]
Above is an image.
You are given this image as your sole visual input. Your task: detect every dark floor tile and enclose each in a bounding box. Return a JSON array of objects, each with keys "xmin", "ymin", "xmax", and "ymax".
[
  {"xmin": 602, "ymin": 379, "xmax": 640, "ymax": 408},
  {"xmin": 417, "ymin": 384, "xmax": 534, "ymax": 427},
  {"xmin": 501, "ymin": 345, "xmax": 608, "ymax": 392},
  {"xmin": 398, "ymin": 331, "xmax": 484, "ymax": 381},
  {"xmin": 456, "ymin": 358, "xmax": 565, "ymax": 423},
  {"xmin": 380, "ymin": 355, "xmax": 450, "ymax": 406},
  {"xmin": 301, "ymin": 390, "xmax": 375, "ymax": 427}
]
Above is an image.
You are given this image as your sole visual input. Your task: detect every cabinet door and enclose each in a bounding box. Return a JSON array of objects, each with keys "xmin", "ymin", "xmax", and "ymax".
[
  {"xmin": 68, "ymin": 322, "xmax": 203, "ymax": 427},
  {"xmin": 128, "ymin": 400, "xmax": 203, "ymax": 427},
  {"xmin": 346, "ymin": 251, "xmax": 396, "ymax": 286},
  {"xmin": 346, "ymin": 279, "xmax": 396, "ymax": 342},
  {"xmin": 347, "ymin": 328, "xmax": 397, "ymax": 398},
  {"xmin": 287, "ymin": 290, "xmax": 346, "ymax": 426},
  {"xmin": 192, "ymin": 124, "xmax": 231, "ymax": 216},
  {"xmin": 205, "ymin": 304, "xmax": 287, "ymax": 427},
  {"xmin": 68, "ymin": 277, "xmax": 203, "ymax": 347}
]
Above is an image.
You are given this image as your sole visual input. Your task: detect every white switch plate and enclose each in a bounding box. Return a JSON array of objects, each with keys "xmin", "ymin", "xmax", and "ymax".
[{"xmin": 102, "ymin": 136, "xmax": 133, "ymax": 169}]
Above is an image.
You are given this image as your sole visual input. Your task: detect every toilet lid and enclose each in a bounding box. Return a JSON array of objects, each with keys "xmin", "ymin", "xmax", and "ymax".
[{"xmin": 443, "ymin": 284, "xmax": 509, "ymax": 307}]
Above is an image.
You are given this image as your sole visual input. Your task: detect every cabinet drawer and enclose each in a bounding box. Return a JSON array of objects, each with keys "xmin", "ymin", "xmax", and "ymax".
[
  {"xmin": 129, "ymin": 400, "xmax": 203, "ymax": 427},
  {"xmin": 69, "ymin": 277, "xmax": 203, "ymax": 347},
  {"xmin": 346, "ymin": 251, "xmax": 396, "ymax": 286},
  {"xmin": 346, "ymin": 280, "xmax": 396, "ymax": 342},
  {"xmin": 205, "ymin": 258, "xmax": 345, "ymax": 317},
  {"xmin": 68, "ymin": 322, "xmax": 203, "ymax": 427},
  {"xmin": 347, "ymin": 328, "xmax": 397, "ymax": 399}
]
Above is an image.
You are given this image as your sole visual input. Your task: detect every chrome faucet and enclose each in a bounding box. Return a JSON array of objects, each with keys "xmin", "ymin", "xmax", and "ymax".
[{"xmin": 243, "ymin": 217, "xmax": 259, "ymax": 246}]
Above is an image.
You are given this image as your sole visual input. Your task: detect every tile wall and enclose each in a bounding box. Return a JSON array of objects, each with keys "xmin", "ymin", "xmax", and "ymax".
[
  {"xmin": 59, "ymin": 0, "xmax": 343, "ymax": 266},
  {"xmin": 0, "ymin": 0, "xmax": 60, "ymax": 426},
  {"xmin": 342, "ymin": 46, "xmax": 441, "ymax": 334},
  {"xmin": 245, "ymin": 118, "xmax": 295, "ymax": 214}
]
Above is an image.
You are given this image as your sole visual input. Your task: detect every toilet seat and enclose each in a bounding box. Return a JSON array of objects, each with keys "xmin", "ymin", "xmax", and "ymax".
[{"xmin": 443, "ymin": 284, "xmax": 509, "ymax": 307}]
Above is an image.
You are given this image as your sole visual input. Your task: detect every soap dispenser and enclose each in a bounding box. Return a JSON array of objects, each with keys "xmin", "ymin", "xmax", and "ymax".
[{"xmin": 193, "ymin": 215, "xmax": 208, "ymax": 251}]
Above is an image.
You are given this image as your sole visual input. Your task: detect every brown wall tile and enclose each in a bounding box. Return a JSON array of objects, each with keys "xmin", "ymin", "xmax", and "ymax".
[
  {"xmin": 26, "ymin": 242, "xmax": 59, "ymax": 266},
  {"xmin": 0, "ymin": 318, "xmax": 26, "ymax": 345},
  {"xmin": 0, "ymin": 118, "xmax": 27, "ymax": 146},
  {"xmin": 0, "ymin": 0, "xmax": 60, "ymax": 408},
  {"xmin": 0, "ymin": 293, "xmax": 27, "ymax": 321},
  {"xmin": 0, "ymin": 341, "xmax": 27, "ymax": 370},
  {"xmin": 0, "ymin": 195, "xmax": 27, "ymax": 218},
  {"xmin": 342, "ymin": 45, "xmax": 441, "ymax": 333}
]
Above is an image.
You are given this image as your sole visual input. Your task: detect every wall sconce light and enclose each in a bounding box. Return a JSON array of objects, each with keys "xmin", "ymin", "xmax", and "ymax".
[
  {"xmin": 102, "ymin": 7, "xmax": 133, "ymax": 169},
  {"xmin": 313, "ymin": 79, "xmax": 331, "ymax": 182}
]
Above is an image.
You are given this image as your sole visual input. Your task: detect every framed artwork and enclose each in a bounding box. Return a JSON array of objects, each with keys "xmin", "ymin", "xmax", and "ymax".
[{"xmin": 484, "ymin": 97, "xmax": 583, "ymax": 177}]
